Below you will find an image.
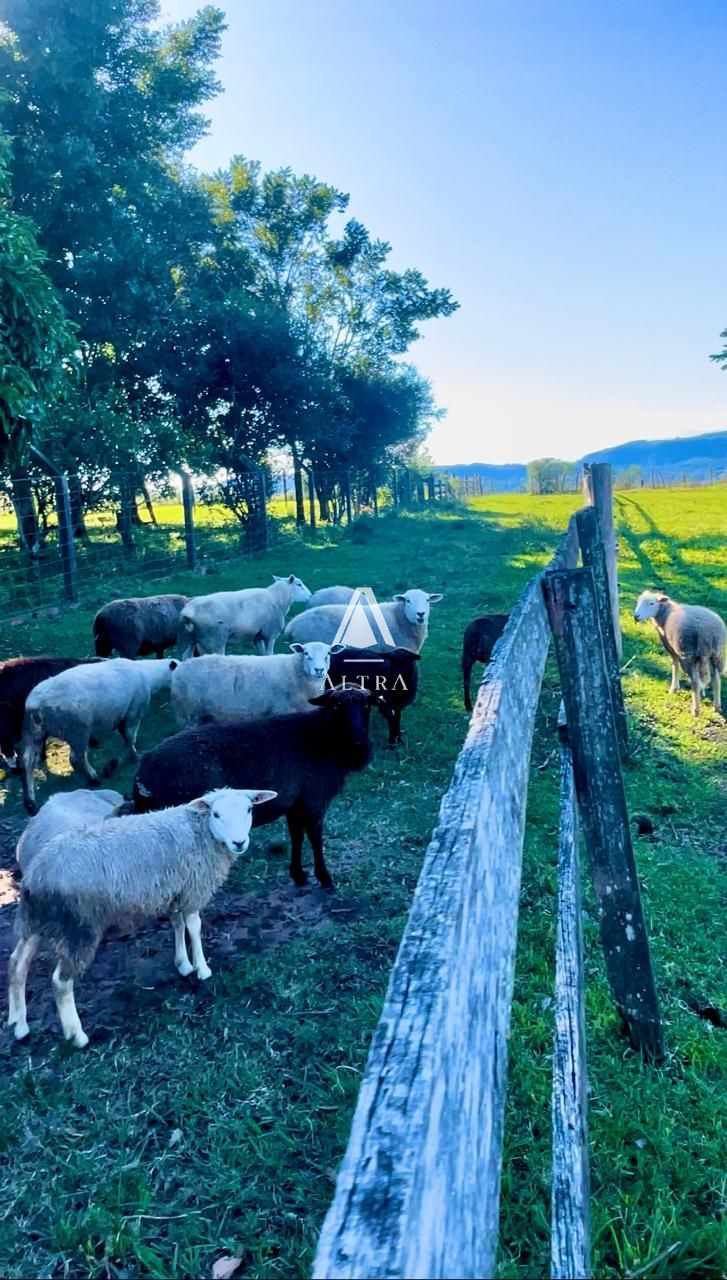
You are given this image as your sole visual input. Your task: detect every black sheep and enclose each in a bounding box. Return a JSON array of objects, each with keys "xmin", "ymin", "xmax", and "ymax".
[
  {"xmin": 461, "ymin": 613, "xmax": 510, "ymax": 711},
  {"xmin": 327, "ymin": 646, "xmax": 419, "ymax": 746},
  {"xmin": 0, "ymin": 657, "xmax": 100, "ymax": 767},
  {"xmin": 132, "ymin": 685, "xmax": 373, "ymax": 889},
  {"xmin": 93, "ymin": 594, "xmax": 188, "ymax": 659}
]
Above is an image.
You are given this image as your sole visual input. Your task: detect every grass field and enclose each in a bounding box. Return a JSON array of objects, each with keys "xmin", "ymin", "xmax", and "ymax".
[{"xmin": 0, "ymin": 490, "xmax": 725, "ymax": 1279}]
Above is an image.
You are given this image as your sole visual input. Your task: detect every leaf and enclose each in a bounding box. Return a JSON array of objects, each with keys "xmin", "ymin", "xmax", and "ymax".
[{"xmin": 212, "ymin": 1257, "xmax": 243, "ymax": 1280}]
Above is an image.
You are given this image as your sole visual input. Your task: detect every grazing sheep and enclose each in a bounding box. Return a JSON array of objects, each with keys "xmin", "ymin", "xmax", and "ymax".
[
  {"xmin": 305, "ymin": 585, "xmax": 356, "ymax": 610},
  {"xmin": 93, "ymin": 594, "xmax": 188, "ymax": 659},
  {"xmin": 327, "ymin": 646, "xmax": 419, "ymax": 746},
  {"xmin": 461, "ymin": 613, "xmax": 510, "ymax": 711},
  {"xmin": 21, "ymin": 658, "xmax": 178, "ymax": 813},
  {"xmin": 133, "ymin": 686, "xmax": 374, "ymax": 889},
  {"xmin": 633, "ymin": 590, "xmax": 726, "ymax": 716},
  {"xmin": 286, "ymin": 588, "xmax": 444, "ymax": 654},
  {"xmin": 17, "ymin": 789, "xmax": 126, "ymax": 872},
  {"xmin": 0, "ymin": 657, "xmax": 101, "ymax": 770},
  {"xmin": 179, "ymin": 575, "xmax": 311, "ymax": 659},
  {"xmin": 171, "ymin": 642, "xmax": 343, "ymax": 727},
  {"xmin": 8, "ymin": 788, "xmax": 276, "ymax": 1047}
]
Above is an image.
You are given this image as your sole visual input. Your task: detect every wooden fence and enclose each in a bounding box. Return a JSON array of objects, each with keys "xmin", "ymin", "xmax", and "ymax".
[{"xmin": 313, "ymin": 462, "xmax": 663, "ymax": 1280}]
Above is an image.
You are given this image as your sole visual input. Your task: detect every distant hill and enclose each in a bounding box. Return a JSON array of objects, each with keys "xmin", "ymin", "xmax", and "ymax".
[{"xmin": 437, "ymin": 429, "xmax": 727, "ymax": 491}]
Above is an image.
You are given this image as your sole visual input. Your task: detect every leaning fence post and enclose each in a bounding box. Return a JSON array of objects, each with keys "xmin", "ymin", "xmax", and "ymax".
[
  {"xmin": 583, "ymin": 463, "xmax": 621, "ymax": 657},
  {"xmin": 543, "ymin": 568, "xmax": 663, "ymax": 1060},
  {"xmin": 551, "ymin": 709, "xmax": 591, "ymax": 1280},
  {"xmin": 181, "ymin": 471, "xmax": 196, "ymax": 570},
  {"xmin": 575, "ymin": 506, "xmax": 628, "ymax": 755}
]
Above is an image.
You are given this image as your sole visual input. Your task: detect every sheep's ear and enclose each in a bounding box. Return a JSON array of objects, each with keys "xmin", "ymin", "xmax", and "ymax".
[
  {"xmin": 657, "ymin": 594, "xmax": 668, "ymax": 602},
  {"xmin": 393, "ymin": 593, "xmax": 406, "ymax": 602},
  {"xmin": 187, "ymin": 796, "xmax": 211, "ymax": 812},
  {"xmin": 428, "ymin": 593, "xmax": 444, "ymax": 603},
  {"xmin": 169, "ymin": 659, "xmax": 179, "ymax": 671},
  {"xmin": 272, "ymin": 574, "xmax": 283, "ymax": 582},
  {"xmin": 289, "ymin": 574, "xmax": 296, "ymax": 584},
  {"xmin": 245, "ymin": 789, "xmax": 277, "ymax": 806},
  {"xmin": 289, "ymin": 642, "xmax": 304, "ymax": 653},
  {"xmin": 330, "ymin": 644, "xmax": 346, "ymax": 654}
]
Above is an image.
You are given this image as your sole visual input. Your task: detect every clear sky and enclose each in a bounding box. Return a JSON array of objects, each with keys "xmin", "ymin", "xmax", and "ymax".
[{"xmin": 160, "ymin": 0, "xmax": 727, "ymax": 465}]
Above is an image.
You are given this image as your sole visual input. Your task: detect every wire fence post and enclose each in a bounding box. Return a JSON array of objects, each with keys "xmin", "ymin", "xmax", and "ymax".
[
  {"xmin": 181, "ymin": 471, "xmax": 196, "ymax": 570},
  {"xmin": 308, "ymin": 468, "xmax": 317, "ymax": 532},
  {"xmin": 583, "ymin": 463, "xmax": 621, "ymax": 658},
  {"xmin": 54, "ymin": 473, "xmax": 79, "ymax": 603}
]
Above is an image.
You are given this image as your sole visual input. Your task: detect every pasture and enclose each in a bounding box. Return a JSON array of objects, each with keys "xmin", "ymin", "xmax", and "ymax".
[{"xmin": 0, "ymin": 490, "xmax": 725, "ymax": 1279}]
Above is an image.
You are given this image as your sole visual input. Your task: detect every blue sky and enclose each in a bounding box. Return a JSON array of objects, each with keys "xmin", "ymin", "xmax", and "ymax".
[{"xmin": 161, "ymin": 0, "xmax": 727, "ymax": 465}]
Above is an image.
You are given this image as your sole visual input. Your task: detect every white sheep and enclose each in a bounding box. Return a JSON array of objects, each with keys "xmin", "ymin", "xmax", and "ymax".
[
  {"xmin": 171, "ymin": 642, "xmax": 343, "ymax": 727},
  {"xmin": 285, "ymin": 588, "xmax": 444, "ymax": 654},
  {"xmin": 304, "ymin": 586, "xmax": 356, "ymax": 610},
  {"xmin": 8, "ymin": 787, "xmax": 276, "ymax": 1047},
  {"xmin": 21, "ymin": 658, "xmax": 177, "ymax": 813},
  {"xmin": 633, "ymin": 590, "xmax": 727, "ymax": 715},
  {"xmin": 179, "ymin": 575, "xmax": 311, "ymax": 659},
  {"xmin": 17, "ymin": 788, "xmax": 126, "ymax": 872}
]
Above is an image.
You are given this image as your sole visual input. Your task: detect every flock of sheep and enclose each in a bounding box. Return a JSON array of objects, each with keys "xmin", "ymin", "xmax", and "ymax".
[
  {"xmin": 2, "ymin": 577, "xmax": 444, "ymax": 1048},
  {"xmin": 1, "ymin": 571, "xmax": 724, "ymax": 1051}
]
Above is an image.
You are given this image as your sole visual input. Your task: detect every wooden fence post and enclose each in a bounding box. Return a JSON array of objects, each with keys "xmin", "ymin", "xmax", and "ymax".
[
  {"xmin": 257, "ymin": 469, "xmax": 269, "ymax": 550},
  {"xmin": 551, "ymin": 712, "xmax": 591, "ymax": 1280},
  {"xmin": 27, "ymin": 445, "xmax": 78, "ymax": 602},
  {"xmin": 428, "ymin": 473, "xmax": 435, "ymax": 503},
  {"xmin": 583, "ymin": 463, "xmax": 621, "ymax": 657},
  {"xmin": 575, "ymin": 506, "xmax": 628, "ymax": 755},
  {"xmin": 543, "ymin": 568, "xmax": 663, "ymax": 1060},
  {"xmin": 308, "ymin": 469, "xmax": 317, "ymax": 532},
  {"xmin": 181, "ymin": 471, "xmax": 196, "ymax": 570}
]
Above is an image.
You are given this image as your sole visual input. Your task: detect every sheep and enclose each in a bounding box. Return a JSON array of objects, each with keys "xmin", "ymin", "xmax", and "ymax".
[
  {"xmin": 285, "ymin": 588, "xmax": 444, "ymax": 654},
  {"xmin": 133, "ymin": 685, "xmax": 374, "ymax": 890},
  {"xmin": 327, "ymin": 646, "xmax": 419, "ymax": 746},
  {"xmin": 8, "ymin": 788, "xmax": 276, "ymax": 1047},
  {"xmin": 16, "ymin": 788, "xmax": 126, "ymax": 872},
  {"xmin": 305, "ymin": 585, "xmax": 356, "ymax": 610},
  {"xmin": 93, "ymin": 594, "xmax": 188, "ymax": 659},
  {"xmin": 0, "ymin": 657, "xmax": 101, "ymax": 770},
  {"xmin": 461, "ymin": 613, "xmax": 510, "ymax": 711},
  {"xmin": 170, "ymin": 642, "xmax": 343, "ymax": 727},
  {"xmin": 21, "ymin": 658, "xmax": 178, "ymax": 813},
  {"xmin": 633, "ymin": 590, "xmax": 726, "ymax": 716},
  {"xmin": 178, "ymin": 575, "xmax": 312, "ymax": 659}
]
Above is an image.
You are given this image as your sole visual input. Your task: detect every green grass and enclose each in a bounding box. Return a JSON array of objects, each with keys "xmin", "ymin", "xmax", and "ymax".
[{"xmin": 0, "ymin": 490, "xmax": 725, "ymax": 1279}]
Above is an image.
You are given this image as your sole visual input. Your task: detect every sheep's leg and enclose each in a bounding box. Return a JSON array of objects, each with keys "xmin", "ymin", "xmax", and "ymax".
[
  {"xmin": 384, "ymin": 705, "xmax": 402, "ymax": 748},
  {"xmin": 68, "ymin": 732, "xmax": 100, "ymax": 785},
  {"xmin": 52, "ymin": 963, "xmax": 89, "ymax": 1048},
  {"xmin": 117, "ymin": 717, "xmax": 140, "ymax": 764},
  {"xmin": 286, "ymin": 804, "xmax": 308, "ymax": 887},
  {"xmin": 669, "ymin": 661, "xmax": 680, "ymax": 694},
  {"xmin": 302, "ymin": 811, "xmax": 333, "ymax": 890},
  {"xmin": 689, "ymin": 669, "xmax": 701, "ymax": 716},
  {"xmin": 184, "ymin": 912, "xmax": 211, "ymax": 980},
  {"xmin": 463, "ymin": 657, "xmax": 474, "ymax": 712},
  {"xmin": 7, "ymin": 933, "xmax": 39, "ymax": 1039},
  {"xmin": 711, "ymin": 665, "xmax": 722, "ymax": 714},
  {"xmin": 172, "ymin": 913, "xmax": 194, "ymax": 977}
]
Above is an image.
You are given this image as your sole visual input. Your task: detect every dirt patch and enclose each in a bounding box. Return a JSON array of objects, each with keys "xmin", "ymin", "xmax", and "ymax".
[{"xmin": 0, "ymin": 819, "xmax": 366, "ymax": 1067}]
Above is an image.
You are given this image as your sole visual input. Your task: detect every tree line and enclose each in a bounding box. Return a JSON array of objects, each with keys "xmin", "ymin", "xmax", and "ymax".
[{"xmin": 0, "ymin": 0, "xmax": 457, "ymax": 548}]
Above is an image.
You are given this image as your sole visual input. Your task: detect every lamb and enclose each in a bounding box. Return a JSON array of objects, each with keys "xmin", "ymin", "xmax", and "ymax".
[
  {"xmin": 21, "ymin": 658, "xmax": 178, "ymax": 813},
  {"xmin": 93, "ymin": 594, "xmax": 188, "ymax": 659},
  {"xmin": 171, "ymin": 642, "xmax": 343, "ymax": 727},
  {"xmin": 8, "ymin": 788, "xmax": 276, "ymax": 1047},
  {"xmin": 16, "ymin": 788, "xmax": 126, "ymax": 872},
  {"xmin": 327, "ymin": 646, "xmax": 419, "ymax": 746},
  {"xmin": 461, "ymin": 613, "xmax": 510, "ymax": 711},
  {"xmin": 633, "ymin": 590, "xmax": 726, "ymax": 716},
  {"xmin": 133, "ymin": 685, "xmax": 374, "ymax": 890},
  {"xmin": 178, "ymin": 575, "xmax": 311, "ymax": 659},
  {"xmin": 304, "ymin": 585, "xmax": 356, "ymax": 610},
  {"xmin": 285, "ymin": 588, "xmax": 444, "ymax": 654},
  {"xmin": 0, "ymin": 657, "xmax": 101, "ymax": 770}
]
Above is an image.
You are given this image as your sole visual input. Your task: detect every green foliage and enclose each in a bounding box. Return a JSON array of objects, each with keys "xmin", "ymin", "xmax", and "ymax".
[{"xmin": 526, "ymin": 456, "xmax": 578, "ymax": 494}]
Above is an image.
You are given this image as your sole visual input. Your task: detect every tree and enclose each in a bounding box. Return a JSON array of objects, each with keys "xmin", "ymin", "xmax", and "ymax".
[{"xmin": 527, "ymin": 457, "xmax": 577, "ymax": 495}]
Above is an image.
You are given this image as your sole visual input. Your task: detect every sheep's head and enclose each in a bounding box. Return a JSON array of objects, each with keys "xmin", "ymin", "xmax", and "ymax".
[
  {"xmin": 189, "ymin": 787, "xmax": 277, "ymax": 855},
  {"xmin": 289, "ymin": 641, "xmax": 344, "ymax": 680},
  {"xmin": 393, "ymin": 589, "xmax": 444, "ymax": 627},
  {"xmin": 275, "ymin": 574, "xmax": 312, "ymax": 603},
  {"xmin": 633, "ymin": 590, "xmax": 669, "ymax": 623}
]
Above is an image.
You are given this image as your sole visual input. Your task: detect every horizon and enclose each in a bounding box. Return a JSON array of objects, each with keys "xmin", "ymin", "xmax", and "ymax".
[{"xmin": 159, "ymin": 0, "xmax": 727, "ymax": 465}]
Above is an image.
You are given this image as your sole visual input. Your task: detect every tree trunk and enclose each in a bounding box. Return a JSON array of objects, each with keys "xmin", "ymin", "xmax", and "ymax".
[
  {"xmin": 141, "ymin": 482, "xmax": 158, "ymax": 525},
  {"xmin": 11, "ymin": 466, "xmax": 40, "ymax": 556},
  {"xmin": 68, "ymin": 474, "xmax": 88, "ymax": 538},
  {"xmin": 292, "ymin": 449, "xmax": 306, "ymax": 526},
  {"xmin": 317, "ymin": 473, "xmax": 331, "ymax": 522},
  {"xmin": 116, "ymin": 474, "xmax": 136, "ymax": 554}
]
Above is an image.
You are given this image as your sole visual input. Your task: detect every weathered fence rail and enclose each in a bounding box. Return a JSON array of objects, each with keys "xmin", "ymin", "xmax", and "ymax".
[{"xmin": 314, "ymin": 463, "xmax": 662, "ymax": 1280}]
